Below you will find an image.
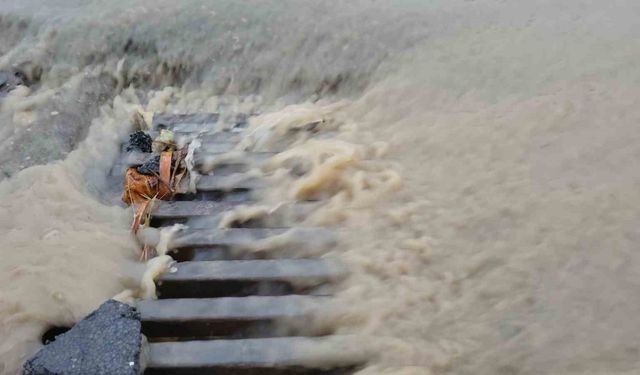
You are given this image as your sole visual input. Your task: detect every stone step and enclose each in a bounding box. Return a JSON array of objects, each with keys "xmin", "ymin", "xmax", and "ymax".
[
  {"xmin": 152, "ymin": 201, "xmax": 244, "ymax": 219},
  {"xmin": 161, "ymin": 175, "xmax": 263, "ymax": 206},
  {"xmin": 195, "ymin": 174, "xmax": 264, "ymax": 192},
  {"xmin": 152, "ymin": 113, "xmax": 220, "ymax": 132},
  {"xmin": 165, "ymin": 227, "xmax": 336, "ymax": 254},
  {"xmin": 151, "ymin": 112, "xmax": 249, "ymax": 133},
  {"xmin": 156, "ymin": 259, "xmax": 346, "ymax": 299},
  {"xmin": 121, "ymin": 131, "xmax": 244, "ymax": 153},
  {"xmin": 152, "ymin": 201, "xmax": 314, "ymax": 219},
  {"xmin": 145, "ymin": 336, "xmax": 364, "ymax": 375},
  {"xmin": 152, "ymin": 202, "xmax": 317, "ymax": 230},
  {"xmin": 198, "ymin": 131, "xmax": 244, "ymax": 144},
  {"xmin": 193, "ymin": 151, "xmax": 275, "ymax": 171},
  {"xmin": 116, "ymin": 150, "xmax": 272, "ymax": 167},
  {"xmin": 138, "ymin": 296, "xmax": 328, "ymax": 340}
]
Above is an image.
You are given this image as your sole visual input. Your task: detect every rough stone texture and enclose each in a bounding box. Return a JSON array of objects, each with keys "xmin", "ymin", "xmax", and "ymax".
[
  {"xmin": 126, "ymin": 131, "xmax": 153, "ymax": 153},
  {"xmin": 23, "ymin": 300, "xmax": 142, "ymax": 375}
]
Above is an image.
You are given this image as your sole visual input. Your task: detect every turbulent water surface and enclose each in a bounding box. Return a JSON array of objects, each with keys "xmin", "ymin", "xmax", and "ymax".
[{"xmin": 2, "ymin": 1, "xmax": 640, "ymax": 374}]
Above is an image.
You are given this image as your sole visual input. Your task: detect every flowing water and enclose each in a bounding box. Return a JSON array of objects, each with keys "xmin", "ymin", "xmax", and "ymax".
[{"xmin": 2, "ymin": 1, "xmax": 640, "ymax": 374}]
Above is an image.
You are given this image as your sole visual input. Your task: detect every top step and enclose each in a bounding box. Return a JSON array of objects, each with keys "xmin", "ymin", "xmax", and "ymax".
[{"xmin": 152, "ymin": 113, "xmax": 249, "ymax": 133}]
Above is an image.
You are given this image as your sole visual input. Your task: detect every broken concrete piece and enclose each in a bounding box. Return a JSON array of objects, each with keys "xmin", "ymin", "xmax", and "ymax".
[{"xmin": 23, "ymin": 300, "xmax": 142, "ymax": 375}]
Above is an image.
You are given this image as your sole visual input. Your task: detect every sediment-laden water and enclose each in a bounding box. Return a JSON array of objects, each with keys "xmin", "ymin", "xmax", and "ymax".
[{"xmin": 2, "ymin": 1, "xmax": 640, "ymax": 374}]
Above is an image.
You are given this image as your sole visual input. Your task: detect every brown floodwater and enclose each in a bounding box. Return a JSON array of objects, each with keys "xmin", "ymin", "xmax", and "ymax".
[{"xmin": 2, "ymin": 1, "xmax": 640, "ymax": 374}]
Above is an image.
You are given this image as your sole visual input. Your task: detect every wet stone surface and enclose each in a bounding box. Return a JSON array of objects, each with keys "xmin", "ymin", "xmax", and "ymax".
[
  {"xmin": 126, "ymin": 131, "xmax": 153, "ymax": 153},
  {"xmin": 23, "ymin": 300, "xmax": 142, "ymax": 375},
  {"xmin": 0, "ymin": 69, "xmax": 25, "ymax": 96}
]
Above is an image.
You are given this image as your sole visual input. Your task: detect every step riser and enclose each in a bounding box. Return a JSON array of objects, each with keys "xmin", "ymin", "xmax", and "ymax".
[
  {"xmin": 156, "ymin": 280, "xmax": 319, "ymax": 299},
  {"xmin": 166, "ymin": 247, "xmax": 336, "ymax": 262},
  {"xmin": 168, "ymin": 247, "xmax": 236, "ymax": 262},
  {"xmin": 169, "ymin": 189, "xmax": 255, "ymax": 203},
  {"xmin": 152, "ymin": 217, "xmax": 271, "ymax": 230},
  {"xmin": 142, "ymin": 318, "xmax": 330, "ymax": 341},
  {"xmin": 168, "ymin": 246, "xmax": 335, "ymax": 262},
  {"xmin": 167, "ymin": 229, "xmax": 337, "ymax": 255},
  {"xmin": 157, "ymin": 259, "xmax": 345, "ymax": 298}
]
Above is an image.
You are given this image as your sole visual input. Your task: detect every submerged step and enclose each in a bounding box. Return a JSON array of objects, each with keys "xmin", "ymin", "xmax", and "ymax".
[
  {"xmin": 152, "ymin": 202, "xmax": 317, "ymax": 230},
  {"xmin": 145, "ymin": 336, "xmax": 365, "ymax": 375},
  {"xmin": 167, "ymin": 175, "xmax": 264, "ymax": 205},
  {"xmin": 167, "ymin": 227, "xmax": 333, "ymax": 247},
  {"xmin": 120, "ymin": 131, "xmax": 244, "ymax": 153},
  {"xmin": 152, "ymin": 113, "xmax": 219, "ymax": 131},
  {"xmin": 196, "ymin": 174, "xmax": 264, "ymax": 192},
  {"xmin": 164, "ymin": 229, "xmax": 337, "ymax": 260},
  {"xmin": 152, "ymin": 112, "xmax": 249, "ymax": 132},
  {"xmin": 138, "ymin": 295, "xmax": 329, "ymax": 340},
  {"xmin": 156, "ymin": 259, "xmax": 346, "ymax": 298},
  {"xmin": 152, "ymin": 201, "xmax": 244, "ymax": 219},
  {"xmin": 152, "ymin": 201, "xmax": 315, "ymax": 219},
  {"xmin": 115, "ymin": 150, "xmax": 273, "ymax": 168},
  {"xmin": 111, "ymin": 151, "xmax": 274, "ymax": 177},
  {"xmin": 198, "ymin": 131, "xmax": 243, "ymax": 144},
  {"xmin": 193, "ymin": 151, "xmax": 276, "ymax": 172}
]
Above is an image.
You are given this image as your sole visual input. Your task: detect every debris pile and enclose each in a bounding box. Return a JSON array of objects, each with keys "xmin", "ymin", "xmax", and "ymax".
[{"xmin": 121, "ymin": 113, "xmax": 192, "ymax": 260}]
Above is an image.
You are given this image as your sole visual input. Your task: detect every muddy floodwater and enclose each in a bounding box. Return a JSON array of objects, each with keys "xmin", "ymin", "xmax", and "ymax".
[{"xmin": 2, "ymin": 1, "xmax": 640, "ymax": 374}]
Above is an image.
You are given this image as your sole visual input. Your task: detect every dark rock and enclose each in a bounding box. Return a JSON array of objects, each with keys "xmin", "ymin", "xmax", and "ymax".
[
  {"xmin": 136, "ymin": 153, "xmax": 178, "ymax": 176},
  {"xmin": 0, "ymin": 69, "xmax": 26, "ymax": 96},
  {"xmin": 137, "ymin": 154, "xmax": 160, "ymax": 175},
  {"xmin": 14, "ymin": 61, "xmax": 42, "ymax": 86},
  {"xmin": 23, "ymin": 300, "xmax": 142, "ymax": 375},
  {"xmin": 126, "ymin": 131, "xmax": 153, "ymax": 153}
]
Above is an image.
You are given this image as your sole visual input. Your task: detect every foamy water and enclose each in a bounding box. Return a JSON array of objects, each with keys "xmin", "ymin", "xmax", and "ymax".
[{"xmin": 2, "ymin": 1, "xmax": 640, "ymax": 374}]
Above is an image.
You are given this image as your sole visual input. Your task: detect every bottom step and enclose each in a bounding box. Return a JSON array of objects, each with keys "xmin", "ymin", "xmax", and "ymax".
[
  {"xmin": 145, "ymin": 336, "xmax": 366, "ymax": 375},
  {"xmin": 139, "ymin": 296, "xmax": 330, "ymax": 340}
]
